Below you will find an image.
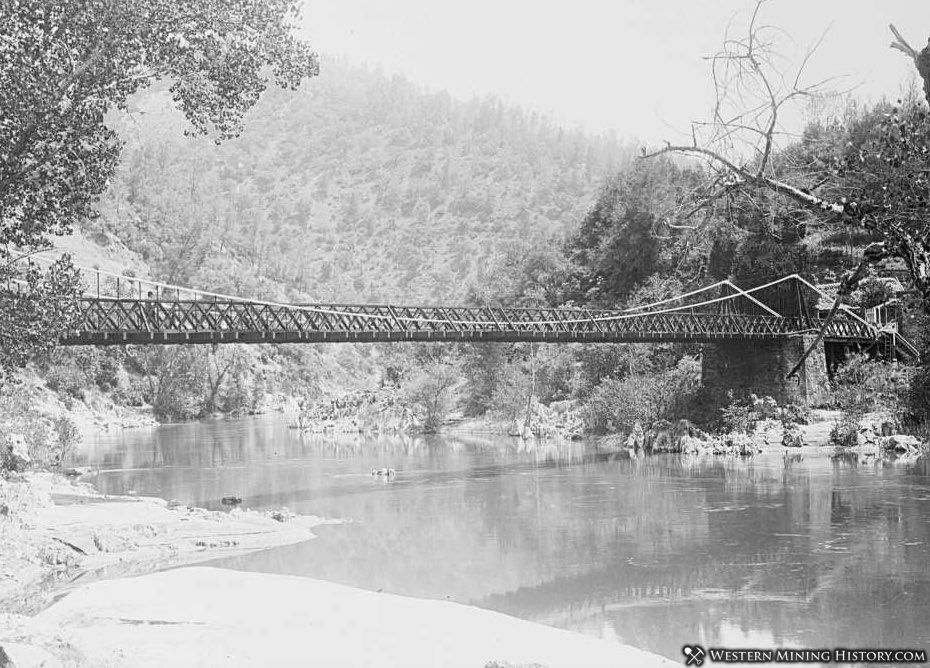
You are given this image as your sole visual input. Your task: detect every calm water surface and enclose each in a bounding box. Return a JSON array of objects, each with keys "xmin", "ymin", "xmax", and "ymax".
[{"xmin": 75, "ymin": 416, "xmax": 930, "ymax": 662}]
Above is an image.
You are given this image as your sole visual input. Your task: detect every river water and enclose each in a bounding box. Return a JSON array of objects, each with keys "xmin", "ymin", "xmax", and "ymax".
[{"xmin": 74, "ymin": 416, "xmax": 930, "ymax": 663}]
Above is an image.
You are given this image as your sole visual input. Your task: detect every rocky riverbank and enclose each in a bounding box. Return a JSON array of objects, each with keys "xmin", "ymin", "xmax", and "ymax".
[{"xmin": 595, "ymin": 408, "xmax": 927, "ymax": 462}]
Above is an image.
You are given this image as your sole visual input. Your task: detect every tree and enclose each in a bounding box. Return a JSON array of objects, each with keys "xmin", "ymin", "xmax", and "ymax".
[
  {"xmin": 642, "ymin": 1, "xmax": 930, "ymax": 373},
  {"xmin": 0, "ymin": 0, "xmax": 318, "ymax": 381},
  {"xmin": 0, "ymin": 253, "xmax": 81, "ymax": 383},
  {"xmin": 403, "ymin": 360, "xmax": 460, "ymax": 433},
  {"xmin": 568, "ymin": 160, "xmax": 703, "ymax": 305},
  {"xmin": 129, "ymin": 346, "xmax": 205, "ymax": 420},
  {"xmin": 889, "ymin": 25, "xmax": 930, "ymax": 107}
]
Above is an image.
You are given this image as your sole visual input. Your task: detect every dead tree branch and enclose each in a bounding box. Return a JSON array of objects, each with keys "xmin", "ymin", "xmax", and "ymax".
[{"xmin": 889, "ymin": 24, "xmax": 930, "ymax": 106}]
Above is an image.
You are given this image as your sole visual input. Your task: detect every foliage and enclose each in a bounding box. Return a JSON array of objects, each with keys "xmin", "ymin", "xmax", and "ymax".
[
  {"xmin": 128, "ymin": 347, "xmax": 205, "ymax": 421},
  {"xmin": 40, "ymin": 347, "xmax": 125, "ymax": 400},
  {"xmin": 459, "ymin": 342, "xmax": 574, "ymax": 419},
  {"xmin": 568, "ymin": 160, "xmax": 706, "ymax": 305},
  {"xmin": 459, "ymin": 344, "xmax": 508, "ymax": 416},
  {"xmin": 830, "ymin": 353, "xmax": 912, "ymax": 416},
  {"xmin": 201, "ymin": 346, "xmax": 262, "ymax": 415},
  {"xmin": 489, "ymin": 364, "xmax": 533, "ymax": 425},
  {"xmin": 0, "ymin": 254, "xmax": 82, "ymax": 384},
  {"xmin": 841, "ymin": 104, "xmax": 930, "ymax": 300},
  {"xmin": 850, "ymin": 277, "xmax": 895, "ymax": 309},
  {"xmin": 0, "ymin": 0, "xmax": 316, "ymax": 389},
  {"xmin": 402, "ymin": 360, "xmax": 460, "ymax": 433},
  {"xmin": 782, "ymin": 402, "xmax": 812, "ymax": 426},
  {"xmin": 829, "ymin": 412, "xmax": 863, "ymax": 448},
  {"xmin": 467, "ymin": 238, "xmax": 577, "ymax": 308},
  {"xmin": 583, "ymin": 356, "xmax": 700, "ymax": 433},
  {"xmin": 0, "ymin": 0, "xmax": 318, "ymax": 248},
  {"xmin": 719, "ymin": 395, "xmax": 757, "ymax": 434},
  {"xmin": 95, "ymin": 59, "xmax": 631, "ymax": 303},
  {"xmin": 49, "ymin": 414, "xmax": 80, "ymax": 467},
  {"xmin": 906, "ymin": 362, "xmax": 930, "ymax": 424},
  {"xmin": 0, "ymin": 384, "xmax": 80, "ymax": 471}
]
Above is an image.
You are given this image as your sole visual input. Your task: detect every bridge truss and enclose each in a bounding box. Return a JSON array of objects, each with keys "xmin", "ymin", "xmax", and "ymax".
[{"xmin": 5, "ymin": 253, "xmax": 907, "ymax": 351}]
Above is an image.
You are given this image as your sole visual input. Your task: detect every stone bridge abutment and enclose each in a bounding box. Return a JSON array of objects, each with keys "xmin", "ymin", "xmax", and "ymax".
[{"xmin": 701, "ymin": 335, "xmax": 830, "ymax": 406}]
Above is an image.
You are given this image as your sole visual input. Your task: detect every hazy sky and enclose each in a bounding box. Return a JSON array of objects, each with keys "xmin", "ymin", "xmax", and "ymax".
[{"xmin": 300, "ymin": 0, "xmax": 929, "ymax": 142}]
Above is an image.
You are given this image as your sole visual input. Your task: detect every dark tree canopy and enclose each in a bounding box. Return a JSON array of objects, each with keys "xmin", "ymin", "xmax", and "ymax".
[
  {"xmin": 0, "ymin": 0, "xmax": 319, "ymax": 247},
  {"xmin": 568, "ymin": 160, "xmax": 705, "ymax": 306},
  {"xmin": 0, "ymin": 255, "xmax": 81, "ymax": 379}
]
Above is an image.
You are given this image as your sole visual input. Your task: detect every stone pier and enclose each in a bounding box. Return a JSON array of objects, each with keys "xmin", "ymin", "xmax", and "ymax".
[{"xmin": 701, "ymin": 335, "xmax": 829, "ymax": 406}]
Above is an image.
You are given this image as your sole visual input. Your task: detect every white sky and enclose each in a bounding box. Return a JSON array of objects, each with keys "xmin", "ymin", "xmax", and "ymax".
[{"xmin": 299, "ymin": 0, "xmax": 929, "ymax": 142}]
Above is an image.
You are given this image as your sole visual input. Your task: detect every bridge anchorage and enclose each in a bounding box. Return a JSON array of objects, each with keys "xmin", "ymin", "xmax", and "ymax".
[{"xmin": 11, "ymin": 257, "xmax": 920, "ymax": 406}]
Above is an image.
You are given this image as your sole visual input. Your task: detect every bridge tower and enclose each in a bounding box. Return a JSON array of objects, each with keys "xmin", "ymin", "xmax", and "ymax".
[
  {"xmin": 701, "ymin": 277, "xmax": 829, "ymax": 406},
  {"xmin": 701, "ymin": 335, "xmax": 830, "ymax": 406}
]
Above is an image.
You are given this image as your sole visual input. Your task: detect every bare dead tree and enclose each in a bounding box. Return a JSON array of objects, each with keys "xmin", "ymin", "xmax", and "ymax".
[
  {"xmin": 642, "ymin": 1, "xmax": 930, "ymax": 376},
  {"xmin": 890, "ymin": 24, "xmax": 930, "ymax": 106}
]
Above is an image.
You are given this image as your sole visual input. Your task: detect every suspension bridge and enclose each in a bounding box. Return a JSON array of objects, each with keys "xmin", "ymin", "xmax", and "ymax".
[{"xmin": 9, "ymin": 254, "xmax": 914, "ymax": 355}]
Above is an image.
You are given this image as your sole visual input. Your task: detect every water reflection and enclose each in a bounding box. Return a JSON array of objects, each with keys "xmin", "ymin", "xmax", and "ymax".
[{"xmin": 77, "ymin": 417, "xmax": 930, "ymax": 662}]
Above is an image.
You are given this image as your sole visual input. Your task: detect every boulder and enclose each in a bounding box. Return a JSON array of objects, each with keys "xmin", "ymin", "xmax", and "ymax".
[
  {"xmin": 9, "ymin": 434, "xmax": 30, "ymax": 469},
  {"xmin": 855, "ymin": 420, "xmax": 880, "ymax": 446},
  {"xmin": 269, "ymin": 507, "xmax": 293, "ymax": 523},
  {"xmin": 879, "ymin": 434, "xmax": 923, "ymax": 454},
  {"xmin": 625, "ymin": 421, "xmax": 645, "ymax": 451},
  {"xmin": 644, "ymin": 419, "xmax": 672, "ymax": 452}
]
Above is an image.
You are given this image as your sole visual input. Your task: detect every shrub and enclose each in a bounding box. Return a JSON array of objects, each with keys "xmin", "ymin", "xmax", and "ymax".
[
  {"xmin": 719, "ymin": 394, "xmax": 756, "ymax": 434},
  {"xmin": 830, "ymin": 354, "xmax": 911, "ymax": 416},
  {"xmin": 50, "ymin": 415, "xmax": 81, "ymax": 468},
  {"xmin": 830, "ymin": 412, "xmax": 862, "ymax": 447},
  {"xmin": 0, "ymin": 385, "xmax": 81, "ymax": 471},
  {"xmin": 131, "ymin": 347, "xmax": 206, "ymax": 421},
  {"xmin": 584, "ymin": 356, "xmax": 700, "ymax": 433},
  {"xmin": 402, "ymin": 361, "xmax": 460, "ymax": 432},
  {"xmin": 783, "ymin": 402, "xmax": 812, "ymax": 425},
  {"xmin": 489, "ymin": 364, "xmax": 532, "ymax": 425},
  {"xmin": 851, "ymin": 277, "xmax": 894, "ymax": 309},
  {"xmin": 906, "ymin": 363, "xmax": 930, "ymax": 424},
  {"xmin": 43, "ymin": 358, "xmax": 87, "ymax": 400}
]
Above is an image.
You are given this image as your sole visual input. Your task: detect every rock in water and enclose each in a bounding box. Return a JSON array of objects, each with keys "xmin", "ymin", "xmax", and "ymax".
[{"xmin": 880, "ymin": 434, "xmax": 923, "ymax": 454}]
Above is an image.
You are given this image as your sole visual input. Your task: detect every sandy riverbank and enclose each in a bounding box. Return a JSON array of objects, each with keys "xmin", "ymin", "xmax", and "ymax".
[
  {"xmin": 0, "ymin": 473, "xmax": 674, "ymax": 667},
  {"xmin": 2, "ymin": 567, "xmax": 675, "ymax": 667},
  {"xmin": 0, "ymin": 472, "xmax": 334, "ymax": 614}
]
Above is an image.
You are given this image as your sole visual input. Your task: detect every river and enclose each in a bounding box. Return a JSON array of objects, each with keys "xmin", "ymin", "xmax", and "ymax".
[{"xmin": 73, "ymin": 416, "xmax": 930, "ymax": 663}]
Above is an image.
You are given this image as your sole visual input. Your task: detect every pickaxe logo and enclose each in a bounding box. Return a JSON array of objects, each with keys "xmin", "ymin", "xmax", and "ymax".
[{"xmin": 682, "ymin": 645, "xmax": 706, "ymax": 665}]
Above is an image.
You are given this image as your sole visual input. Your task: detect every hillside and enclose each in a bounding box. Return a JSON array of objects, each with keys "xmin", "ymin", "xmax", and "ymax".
[{"xmin": 90, "ymin": 56, "xmax": 633, "ymax": 304}]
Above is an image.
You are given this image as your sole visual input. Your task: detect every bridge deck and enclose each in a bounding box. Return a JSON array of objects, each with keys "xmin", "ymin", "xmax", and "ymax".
[{"xmin": 60, "ymin": 298, "xmax": 879, "ymax": 346}]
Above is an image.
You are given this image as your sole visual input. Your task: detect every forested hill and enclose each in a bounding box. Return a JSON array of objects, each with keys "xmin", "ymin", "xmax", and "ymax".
[{"xmin": 92, "ymin": 56, "xmax": 634, "ymax": 303}]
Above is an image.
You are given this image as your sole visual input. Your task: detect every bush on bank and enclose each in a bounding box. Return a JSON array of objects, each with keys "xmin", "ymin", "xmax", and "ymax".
[
  {"xmin": 0, "ymin": 384, "xmax": 81, "ymax": 472},
  {"xmin": 583, "ymin": 356, "xmax": 700, "ymax": 433}
]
